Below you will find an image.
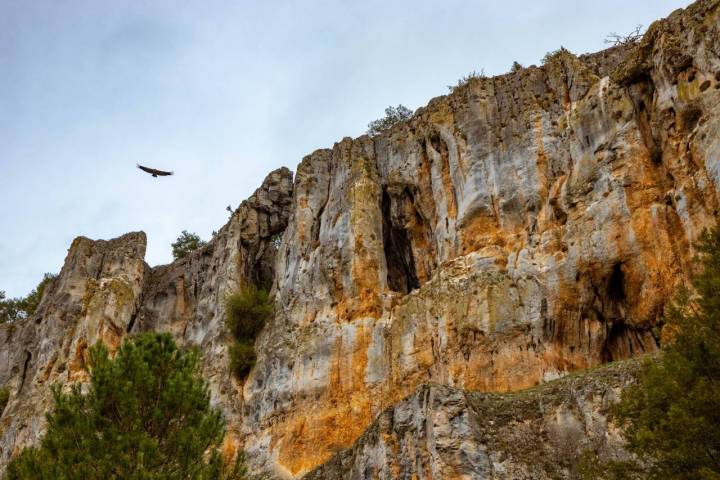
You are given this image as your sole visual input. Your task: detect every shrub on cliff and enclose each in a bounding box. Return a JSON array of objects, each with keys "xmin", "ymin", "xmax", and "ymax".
[
  {"xmin": 6, "ymin": 333, "xmax": 247, "ymax": 480},
  {"xmin": 541, "ymin": 46, "xmax": 570, "ymax": 65},
  {"xmin": 225, "ymin": 285, "xmax": 271, "ymax": 379},
  {"xmin": 0, "ymin": 273, "xmax": 57, "ymax": 323},
  {"xmin": 19, "ymin": 273, "xmax": 56, "ymax": 316},
  {"xmin": 228, "ymin": 341, "xmax": 257, "ymax": 379},
  {"xmin": 226, "ymin": 285, "xmax": 271, "ymax": 341},
  {"xmin": 366, "ymin": 105, "xmax": 413, "ymax": 137},
  {"xmin": 0, "ymin": 291, "xmax": 22, "ymax": 324},
  {"xmin": 172, "ymin": 230, "xmax": 207, "ymax": 260},
  {"xmin": 581, "ymin": 226, "xmax": 720, "ymax": 479}
]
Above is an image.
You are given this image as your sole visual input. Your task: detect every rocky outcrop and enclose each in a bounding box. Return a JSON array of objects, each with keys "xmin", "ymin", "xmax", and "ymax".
[
  {"xmin": 0, "ymin": 168, "xmax": 294, "ymax": 470},
  {"xmin": 2, "ymin": 1, "xmax": 720, "ymax": 478},
  {"xmin": 0, "ymin": 232, "xmax": 147, "ymax": 467},
  {"xmin": 305, "ymin": 358, "xmax": 642, "ymax": 480}
]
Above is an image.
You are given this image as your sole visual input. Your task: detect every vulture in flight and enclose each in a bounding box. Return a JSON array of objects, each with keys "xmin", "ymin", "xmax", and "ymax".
[{"xmin": 137, "ymin": 164, "xmax": 174, "ymax": 178}]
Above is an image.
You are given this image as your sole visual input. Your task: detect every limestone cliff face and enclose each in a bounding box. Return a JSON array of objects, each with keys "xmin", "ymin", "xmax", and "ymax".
[
  {"xmin": 2, "ymin": 0, "xmax": 720, "ymax": 478},
  {"xmin": 0, "ymin": 232, "xmax": 147, "ymax": 467},
  {"xmin": 246, "ymin": 1, "xmax": 720, "ymax": 476}
]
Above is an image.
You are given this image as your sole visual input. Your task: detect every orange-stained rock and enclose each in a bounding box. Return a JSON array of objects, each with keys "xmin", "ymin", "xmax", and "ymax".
[{"xmin": 245, "ymin": 1, "xmax": 720, "ymax": 476}]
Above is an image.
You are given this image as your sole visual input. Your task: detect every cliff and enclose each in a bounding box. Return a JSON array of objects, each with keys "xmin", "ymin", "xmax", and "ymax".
[
  {"xmin": 304, "ymin": 359, "xmax": 642, "ymax": 479},
  {"xmin": 2, "ymin": 0, "xmax": 720, "ymax": 478}
]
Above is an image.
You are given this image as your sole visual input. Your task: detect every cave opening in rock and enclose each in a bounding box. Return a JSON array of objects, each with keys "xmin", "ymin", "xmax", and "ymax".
[
  {"xmin": 602, "ymin": 321, "xmax": 630, "ymax": 362},
  {"xmin": 601, "ymin": 320, "xmax": 657, "ymax": 362},
  {"xmin": 382, "ymin": 189, "xmax": 420, "ymax": 295},
  {"xmin": 607, "ymin": 262, "xmax": 626, "ymax": 303}
]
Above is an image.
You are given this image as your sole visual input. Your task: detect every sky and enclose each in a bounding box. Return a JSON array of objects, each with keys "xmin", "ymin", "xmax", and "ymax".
[{"xmin": 0, "ymin": 0, "xmax": 691, "ymax": 297}]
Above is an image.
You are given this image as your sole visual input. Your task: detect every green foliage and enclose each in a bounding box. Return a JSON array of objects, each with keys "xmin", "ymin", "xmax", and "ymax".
[
  {"xmin": 0, "ymin": 273, "xmax": 57, "ymax": 324},
  {"xmin": 172, "ymin": 230, "xmax": 207, "ymax": 260},
  {"xmin": 6, "ymin": 333, "xmax": 246, "ymax": 480},
  {"xmin": 228, "ymin": 341, "xmax": 257, "ymax": 379},
  {"xmin": 541, "ymin": 46, "xmax": 570, "ymax": 65},
  {"xmin": 366, "ymin": 105, "xmax": 413, "ymax": 137},
  {"xmin": 0, "ymin": 291, "xmax": 22, "ymax": 324},
  {"xmin": 510, "ymin": 61, "xmax": 523, "ymax": 73},
  {"xmin": 447, "ymin": 69, "xmax": 486, "ymax": 92},
  {"xmin": 584, "ymin": 226, "xmax": 720, "ymax": 479},
  {"xmin": 0, "ymin": 386, "xmax": 9, "ymax": 415},
  {"xmin": 225, "ymin": 285, "xmax": 271, "ymax": 379},
  {"xmin": 21, "ymin": 273, "xmax": 56, "ymax": 316},
  {"xmin": 226, "ymin": 286, "xmax": 271, "ymax": 342}
]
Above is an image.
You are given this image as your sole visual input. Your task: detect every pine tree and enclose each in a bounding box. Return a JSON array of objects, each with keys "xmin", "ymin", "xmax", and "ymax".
[
  {"xmin": 6, "ymin": 333, "xmax": 246, "ymax": 480},
  {"xmin": 366, "ymin": 105, "xmax": 413, "ymax": 136},
  {"xmin": 171, "ymin": 231, "xmax": 207, "ymax": 260}
]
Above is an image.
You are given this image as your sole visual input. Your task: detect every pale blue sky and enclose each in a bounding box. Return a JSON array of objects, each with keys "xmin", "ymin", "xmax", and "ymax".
[{"xmin": 1, "ymin": 0, "xmax": 690, "ymax": 297}]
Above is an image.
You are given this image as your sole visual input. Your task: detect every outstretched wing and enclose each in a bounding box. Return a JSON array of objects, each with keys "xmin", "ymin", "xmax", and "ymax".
[{"xmin": 137, "ymin": 164, "xmax": 174, "ymax": 176}]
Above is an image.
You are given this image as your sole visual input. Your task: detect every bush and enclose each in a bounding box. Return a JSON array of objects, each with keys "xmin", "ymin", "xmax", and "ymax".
[
  {"xmin": 172, "ymin": 230, "xmax": 207, "ymax": 260},
  {"xmin": 20, "ymin": 273, "xmax": 56, "ymax": 316},
  {"xmin": 225, "ymin": 285, "xmax": 271, "ymax": 379},
  {"xmin": 366, "ymin": 105, "xmax": 413, "ymax": 137},
  {"xmin": 6, "ymin": 333, "xmax": 246, "ymax": 479},
  {"xmin": 0, "ymin": 291, "xmax": 22, "ymax": 324},
  {"xmin": 583, "ymin": 226, "xmax": 720, "ymax": 479},
  {"xmin": 228, "ymin": 341, "xmax": 257, "ymax": 379},
  {"xmin": 541, "ymin": 46, "xmax": 570, "ymax": 65},
  {"xmin": 0, "ymin": 386, "xmax": 9, "ymax": 415},
  {"xmin": 225, "ymin": 286, "xmax": 271, "ymax": 342},
  {"xmin": 0, "ymin": 273, "xmax": 57, "ymax": 324}
]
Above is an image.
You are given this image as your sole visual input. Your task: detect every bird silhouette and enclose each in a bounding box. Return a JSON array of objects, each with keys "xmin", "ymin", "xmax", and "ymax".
[{"xmin": 137, "ymin": 164, "xmax": 174, "ymax": 178}]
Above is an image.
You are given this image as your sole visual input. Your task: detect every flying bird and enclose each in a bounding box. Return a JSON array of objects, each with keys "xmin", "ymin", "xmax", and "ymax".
[{"xmin": 137, "ymin": 164, "xmax": 174, "ymax": 178}]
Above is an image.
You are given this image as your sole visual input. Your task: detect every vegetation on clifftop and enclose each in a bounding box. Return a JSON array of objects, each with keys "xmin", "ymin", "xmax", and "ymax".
[
  {"xmin": 171, "ymin": 230, "xmax": 207, "ymax": 260},
  {"xmin": 582, "ymin": 226, "xmax": 720, "ymax": 479},
  {"xmin": 0, "ymin": 273, "xmax": 56, "ymax": 323},
  {"xmin": 6, "ymin": 333, "xmax": 247, "ymax": 480},
  {"xmin": 366, "ymin": 105, "xmax": 413, "ymax": 137}
]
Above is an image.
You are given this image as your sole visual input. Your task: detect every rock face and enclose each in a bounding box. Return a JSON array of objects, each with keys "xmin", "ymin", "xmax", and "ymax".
[
  {"xmin": 246, "ymin": 1, "xmax": 720, "ymax": 476},
  {"xmin": 2, "ymin": 0, "xmax": 720, "ymax": 478},
  {"xmin": 304, "ymin": 359, "xmax": 641, "ymax": 480},
  {"xmin": 131, "ymin": 166, "xmax": 294, "ymax": 452},
  {"xmin": 0, "ymin": 232, "xmax": 147, "ymax": 466}
]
